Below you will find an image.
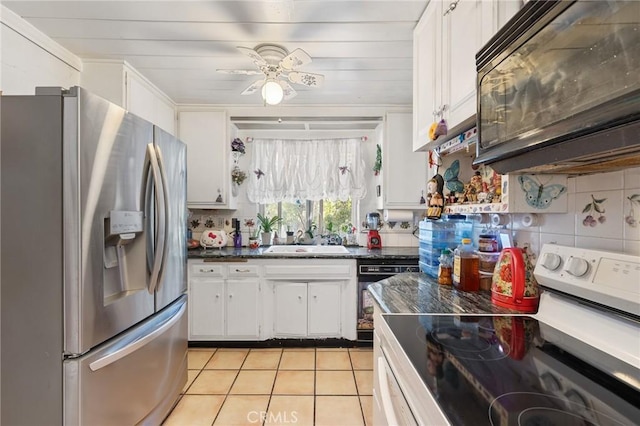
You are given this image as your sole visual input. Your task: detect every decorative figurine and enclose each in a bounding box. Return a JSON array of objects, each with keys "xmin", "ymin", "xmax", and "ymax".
[
  {"xmin": 470, "ymin": 171, "xmax": 483, "ymax": 194},
  {"xmin": 426, "ymin": 174, "xmax": 445, "ymax": 220}
]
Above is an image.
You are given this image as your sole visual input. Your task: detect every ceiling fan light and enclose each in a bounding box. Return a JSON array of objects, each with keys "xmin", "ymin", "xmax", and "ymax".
[{"xmin": 262, "ymin": 79, "xmax": 284, "ymax": 105}]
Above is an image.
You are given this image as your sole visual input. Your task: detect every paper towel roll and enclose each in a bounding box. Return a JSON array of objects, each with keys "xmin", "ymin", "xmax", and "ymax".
[
  {"xmin": 521, "ymin": 213, "xmax": 539, "ymax": 227},
  {"xmin": 491, "ymin": 214, "xmax": 509, "ymax": 226},
  {"xmin": 383, "ymin": 209, "xmax": 414, "ymax": 223}
]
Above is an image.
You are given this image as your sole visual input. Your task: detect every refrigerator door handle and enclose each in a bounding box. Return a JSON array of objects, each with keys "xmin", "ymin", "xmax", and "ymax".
[
  {"xmin": 88, "ymin": 301, "xmax": 186, "ymax": 372},
  {"xmin": 143, "ymin": 143, "xmax": 167, "ymax": 294},
  {"xmin": 154, "ymin": 145, "xmax": 170, "ymax": 292}
]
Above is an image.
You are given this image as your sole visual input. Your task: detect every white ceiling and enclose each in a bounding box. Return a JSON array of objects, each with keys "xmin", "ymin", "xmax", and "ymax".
[{"xmin": 3, "ymin": 0, "xmax": 427, "ymax": 107}]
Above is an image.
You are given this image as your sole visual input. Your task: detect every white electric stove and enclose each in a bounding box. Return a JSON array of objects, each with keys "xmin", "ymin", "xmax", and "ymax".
[{"xmin": 374, "ymin": 244, "xmax": 640, "ymax": 425}]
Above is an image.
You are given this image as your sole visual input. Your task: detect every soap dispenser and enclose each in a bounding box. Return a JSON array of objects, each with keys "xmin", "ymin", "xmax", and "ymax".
[{"xmin": 232, "ymin": 218, "xmax": 242, "ymax": 248}]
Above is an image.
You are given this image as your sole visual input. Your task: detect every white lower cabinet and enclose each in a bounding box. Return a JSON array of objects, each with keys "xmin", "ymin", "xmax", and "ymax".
[
  {"xmin": 308, "ymin": 282, "xmax": 342, "ymax": 336},
  {"xmin": 188, "ymin": 258, "xmax": 357, "ymax": 341},
  {"xmin": 272, "ymin": 280, "xmax": 344, "ymax": 338},
  {"xmin": 190, "ymin": 277, "xmax": 225, "ymax": 337},
  {"xmin": 264, "ymin": 258, "xmax": 356, "ymax": 340},
  {"xmin": 188, "ymin": 261, "xmax": 260, "ymax": 340},
  {"xmin": 226, "ymin": 279, "xmax": 260, "ymax": 338},
  {"xmin": 274, "ymin": 282, "xmax": 308, "ymax": 336}
]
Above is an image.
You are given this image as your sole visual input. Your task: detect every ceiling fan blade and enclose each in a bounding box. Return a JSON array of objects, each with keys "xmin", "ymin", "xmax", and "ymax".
[
  {"xmin": 279, "ymin": 80, "xmax": 297, "ymax": 100},
  {"xmin": 237, "ymin": 46, "xmax": 268, "ymax": 67},
  {"xmin": 241, "ymin": 80, "xmax": 265, "ymax": 95},
  {"xmin": 216, "ymin": 69, "xmax": 263, "ymax": 75},
  {"xmin": 280, "ymin": 48, "xmax": 312, "ymax": 71},
  {"xmin": 287, "ymin": 71, "xmax": 324, "ymax": 88}
]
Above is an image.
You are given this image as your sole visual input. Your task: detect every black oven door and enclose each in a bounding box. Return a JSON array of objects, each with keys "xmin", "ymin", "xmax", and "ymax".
[
  {"xmin": 357, "ymin": 275, "xmax": 389, "ymax": 342},
  {"xmin": 475, "ymin": 0, "xmax": 640, "ymax": 173},
  {"xmin": 357, "ymin": 260, "xmax": 419, "ymax": 342}
]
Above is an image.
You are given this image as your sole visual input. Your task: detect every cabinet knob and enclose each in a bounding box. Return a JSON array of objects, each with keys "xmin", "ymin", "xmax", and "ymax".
[
  {"xmin": 215, "ymin": 294, "xmax": 220, "ymax": 298},
  {"xmin": 229, "ymin": 294, "xmax": 233, "ymax": 298},
  {"xmin": 443, "ymin": 1, "xmax": 459, "ymax": 16},
  {"xmin": 433, "ymin": 104, "xmax": 449, "ymax": 119},
  {"xmin": 298, "ymin": 295, "xmax": 303, "ymax": 300}
]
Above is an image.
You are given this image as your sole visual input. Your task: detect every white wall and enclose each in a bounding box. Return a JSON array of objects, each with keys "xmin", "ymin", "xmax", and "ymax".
[
  {"xmin": 1, "ymin": 7, "xmax": 175, "ymax": 134},
  {"xmin": 1, "ymin": 5, "xmax": 81, "ymax": 94}
]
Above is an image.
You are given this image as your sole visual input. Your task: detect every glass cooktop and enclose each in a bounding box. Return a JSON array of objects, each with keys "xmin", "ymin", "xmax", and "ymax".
[{"xmin": 383, "ymin": 314, "xmax": 640, "ymax": 426}]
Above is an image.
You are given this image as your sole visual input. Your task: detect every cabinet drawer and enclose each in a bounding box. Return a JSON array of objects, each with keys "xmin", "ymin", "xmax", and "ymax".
[
  {"xmin": 264, "ymin": 264, "xmax": 351, "ymax": 279},
  {"xmin": 227, "ymin": 264, "xmax": 260, "ymax": 278},
  {"xmin": 189, "ymin": 263, "xmax": 226, "ymax": 278}
]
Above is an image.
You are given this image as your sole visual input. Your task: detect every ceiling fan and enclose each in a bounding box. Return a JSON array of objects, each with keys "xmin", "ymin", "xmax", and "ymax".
[{"xmin": 217, "ymin": 44, "xmax": 325, "ymax": 105}]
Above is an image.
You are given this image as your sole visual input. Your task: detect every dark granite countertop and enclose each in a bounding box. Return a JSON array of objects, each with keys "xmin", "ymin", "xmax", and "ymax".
[
  {"xmin": 368, "ymin": 272, "xmax": 523, "ymax": 315},
  {"xmin": 188, "ymin": 246, "xmax": 419, "ymax": 260}
]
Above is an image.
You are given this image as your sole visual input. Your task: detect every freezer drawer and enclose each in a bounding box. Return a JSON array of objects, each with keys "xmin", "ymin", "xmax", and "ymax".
[{"xmin": 64, "ymin": 295, "xmax": 187, "ymax": 426}]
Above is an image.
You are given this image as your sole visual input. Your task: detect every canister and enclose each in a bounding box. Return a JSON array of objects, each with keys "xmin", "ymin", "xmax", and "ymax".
[
  {"xmin": 478, "ymin": 233, "xmax": 499, "ymax": 252},
  {"xmin": 478, "ymin": 251, "xmax": 500, "ymax": 273}
]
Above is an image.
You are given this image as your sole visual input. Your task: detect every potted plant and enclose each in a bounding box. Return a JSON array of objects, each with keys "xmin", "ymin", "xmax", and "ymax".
[{"xmin": 256, "ymin": 213, "xmax": 282, "ymax": 246}]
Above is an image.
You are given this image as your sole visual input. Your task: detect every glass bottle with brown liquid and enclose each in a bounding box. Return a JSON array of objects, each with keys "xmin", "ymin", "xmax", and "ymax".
[
  {"xmin": 438, "ymin": 249, "xmax": 453, "ymax": 285},
  {"xmin": 452, "ymin": 238, "xmax": 480, "ymax": 291}
]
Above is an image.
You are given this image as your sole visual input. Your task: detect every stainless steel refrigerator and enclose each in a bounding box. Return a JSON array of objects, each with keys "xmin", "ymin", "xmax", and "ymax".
[{"xmin": 1, "ymin": 87, "xmax": 188, "ymax": 425}]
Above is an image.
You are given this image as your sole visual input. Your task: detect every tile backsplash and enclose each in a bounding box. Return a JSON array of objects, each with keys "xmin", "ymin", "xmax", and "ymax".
[
  {"xmin": 189, "ymin": 166, "xmax": 640, "ymax": 255},
  {"xmin": 508, "ymin": 167, "xmax": 640, "ymax": 257}
]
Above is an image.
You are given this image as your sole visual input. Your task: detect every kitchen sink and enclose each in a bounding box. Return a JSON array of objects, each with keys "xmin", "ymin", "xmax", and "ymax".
[{"xmin": 261, "ymin": 245, "xmax": 350, "ymax": 255}]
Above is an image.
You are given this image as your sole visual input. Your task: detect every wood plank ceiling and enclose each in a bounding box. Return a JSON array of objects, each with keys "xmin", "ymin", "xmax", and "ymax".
[{"xmin": 2, "ymin": 0, "xmax": 428, "ymax": 107}]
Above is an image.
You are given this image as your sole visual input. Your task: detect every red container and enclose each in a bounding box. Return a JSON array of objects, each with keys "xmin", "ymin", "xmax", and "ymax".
[
  {"xmin": 492, "ymin": 317, "xmax": 536, "ymax": 360},
  {"xmin": 491, "ymin": 248, "xmax": 539, "ymax": 312}
]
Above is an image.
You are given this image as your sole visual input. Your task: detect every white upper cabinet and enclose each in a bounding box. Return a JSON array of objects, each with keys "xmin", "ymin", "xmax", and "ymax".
[
  {"xmin": 80, "ymin": 60, "xmax": 176, "ymax": 135},
  {"xmin": 413, "ymin": 0, "xmax": 443, "ymax": 152},
  {"xmin": 379, "ymin": 112, "xmax": 427, "ymax": 209},
  {"xmin": 443, "ymin": 0, "xmax": 488, "ymax": 128},
  {"xmin": 414, "ymin": 0, "xmax": 522, "ymax": 152},
  {"xmin": 178, "ymin": 110, "xmax": 237, "ymax": 209},
  {"xmin": 126, "ymin": 72, "xmax": 176, "ymax": 135}
]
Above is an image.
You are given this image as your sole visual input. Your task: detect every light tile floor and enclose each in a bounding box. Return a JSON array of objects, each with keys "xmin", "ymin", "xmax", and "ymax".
[{"xmin": 163, "ymin": 347, "xmax": 373, "ymax": 426}]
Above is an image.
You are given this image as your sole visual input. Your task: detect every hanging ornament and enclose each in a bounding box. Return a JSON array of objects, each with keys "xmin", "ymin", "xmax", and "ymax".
[
  {"xmin": 373, "ymin": 144, "xmax": 382, "ymax": 176},
  {"xmin": 429, "ymin": 119, "xmax": 448, "ymax": 141}
]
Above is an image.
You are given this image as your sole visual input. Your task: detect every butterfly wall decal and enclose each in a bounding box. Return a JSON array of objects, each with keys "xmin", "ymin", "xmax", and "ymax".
[
  {"xmin": 339, "ymin": 165, "xmax": 349, "ymax": 175},
  {"xmin": 518, "ymin": 175, "xmax": 567, "ymax": 209},
  {"xmin": 254, "ymin": 169, "xmax": 265, "ymax": 179},
  {"xmin": 443, "ymin": 159, "xmax": 464, "ymax": 194}
]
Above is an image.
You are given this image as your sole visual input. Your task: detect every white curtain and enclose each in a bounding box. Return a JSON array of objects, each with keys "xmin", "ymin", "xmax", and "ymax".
[{"xmin": 247, "ymin": 138, "xmax": 367, "ymax": 204}]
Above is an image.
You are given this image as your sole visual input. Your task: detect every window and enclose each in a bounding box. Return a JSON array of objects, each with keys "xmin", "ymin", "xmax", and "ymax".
[
  {"xmin": 262, "ymin": 198, "xmax": 355, "ymax": 239},
  {"xmin": 249, "ymin": 137, "xmax": 364, "ymax": 241}
]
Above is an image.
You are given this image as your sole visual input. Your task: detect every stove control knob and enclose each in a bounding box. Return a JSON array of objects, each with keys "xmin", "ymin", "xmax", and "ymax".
[
  {"xmin": 565, "ymin": 389, "xmax": 588, "ymax": 411},
  {"xmin": 541, "ymin": 252, "xmax": 562, "ymax": 271},
  {"xmin": 565, "ymin": 256, "xmax": 589, "ymax": 277},
  {"xmin": 540, "ymin": 372, "xmax": 562, "ymax": 392}
]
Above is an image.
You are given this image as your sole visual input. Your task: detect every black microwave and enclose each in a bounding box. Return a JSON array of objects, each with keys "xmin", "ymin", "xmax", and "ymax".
[{"xmin": 474, "ymin": 0, "xmax": 640, "ymax": 175}]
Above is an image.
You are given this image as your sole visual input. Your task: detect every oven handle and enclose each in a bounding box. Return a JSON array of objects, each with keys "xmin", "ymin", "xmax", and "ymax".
[{"xmin": 377, "ymin": 357, "xmax": 400, "ymax": 426}]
